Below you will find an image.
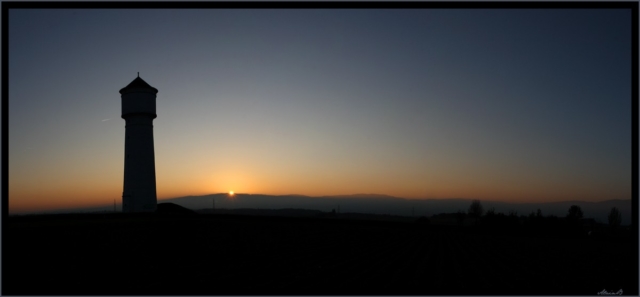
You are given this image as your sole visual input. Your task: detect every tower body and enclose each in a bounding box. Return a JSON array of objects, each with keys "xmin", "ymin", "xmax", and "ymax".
[{"xmin": 120, "ymin": 76, "xmax": 158, "ymax": 212}]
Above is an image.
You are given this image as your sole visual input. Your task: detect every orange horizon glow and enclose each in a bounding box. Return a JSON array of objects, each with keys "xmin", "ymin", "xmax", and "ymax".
[
  {"xmin": 8, "ymin": 155, "xmax": 631, "ymax": 214},
  {"xmin": 9, "ymin": 184, "xmax": 631, "ymax": 215}
]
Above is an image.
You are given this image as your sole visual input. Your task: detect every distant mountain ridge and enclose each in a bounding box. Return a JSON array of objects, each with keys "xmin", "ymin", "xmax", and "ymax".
[
  {"xmin": 159, "ymin": 193, "xmax": 632, "ymax": 225},
  {"xmin": 19, "ymin": 193, "xmax": 630, "ymax": 225},
  {"xmin": 322, "ymin": 193, "xmax": 398, "ymax": 199}
]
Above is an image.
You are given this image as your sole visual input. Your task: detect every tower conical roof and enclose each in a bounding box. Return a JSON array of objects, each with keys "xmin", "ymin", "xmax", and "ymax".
[{"xmin": 119, "ymin": 76, "xmax": 158, "ymax": 94}]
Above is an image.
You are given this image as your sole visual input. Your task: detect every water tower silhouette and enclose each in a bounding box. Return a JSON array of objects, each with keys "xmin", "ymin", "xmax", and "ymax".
[{"xmin": 120, "ymin": 74, "xmax": 158, "ymax": 212}]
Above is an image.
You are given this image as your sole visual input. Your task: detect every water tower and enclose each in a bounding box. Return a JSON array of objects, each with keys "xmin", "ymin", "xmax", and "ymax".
[{"xmin": 120, "ymin": 74, "xmax": 158, "ymax": 212}]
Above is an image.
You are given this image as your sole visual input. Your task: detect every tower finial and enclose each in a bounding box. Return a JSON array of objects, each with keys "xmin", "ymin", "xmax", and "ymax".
[{"xmin": 137, "ymin": 72, "xmax": 139, "ymax": 77}]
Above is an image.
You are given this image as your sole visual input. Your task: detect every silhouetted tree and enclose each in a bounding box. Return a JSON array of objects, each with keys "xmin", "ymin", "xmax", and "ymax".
[
  {"xmin": 536, "ymin": 209, "xmax": 543, "ymax": 218},
  {"xmin": 608, "ymin": 207, "xmax": 621, "ymax": 229},
  {"xmin": 566, "ymin": 205, "xmax": 583, "ymax": 220},
  {"xmin": 468, "ymin": 200, "xmax": 484, "ymax": 224},
  {"xmin": 563, "ymin": 205, "xmax": 585, "ymax": 238}
]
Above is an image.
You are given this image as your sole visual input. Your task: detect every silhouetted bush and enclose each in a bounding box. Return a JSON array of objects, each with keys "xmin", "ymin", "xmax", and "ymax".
[{"xmin": 468, "ymin": 200, "xmax": 483, "ymax": 224}]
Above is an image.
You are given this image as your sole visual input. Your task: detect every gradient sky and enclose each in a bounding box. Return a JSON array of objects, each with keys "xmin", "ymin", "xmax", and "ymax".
[{"xmin": 8, "ymin": 8, "xmax": 633, "ymax": 214}]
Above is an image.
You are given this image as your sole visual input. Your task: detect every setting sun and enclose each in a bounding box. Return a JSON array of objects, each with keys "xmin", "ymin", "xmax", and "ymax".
[{"xmin": 229, "ymin": 191, "xmax": 234, "ymax": 196}]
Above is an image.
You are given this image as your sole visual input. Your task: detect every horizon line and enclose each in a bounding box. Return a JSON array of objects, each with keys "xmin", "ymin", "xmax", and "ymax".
[
  {"xmin": 171, "ymin": 192, "xmax": 631, "ymax": 204},
  {"xmin": 9, "ymin": 193, "xmax": 631, "ymax": 216}
]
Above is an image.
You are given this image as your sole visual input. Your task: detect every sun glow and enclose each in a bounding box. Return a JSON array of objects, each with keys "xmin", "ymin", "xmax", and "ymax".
[{"xmin": 229, "ymin": 191, "xmax": 234, "ymax": 196}]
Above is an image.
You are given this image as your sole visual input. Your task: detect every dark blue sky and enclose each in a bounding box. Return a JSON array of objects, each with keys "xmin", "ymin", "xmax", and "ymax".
[{"xmin": 8, "ymin": 8, "xmax": 633, "ymax": 213}]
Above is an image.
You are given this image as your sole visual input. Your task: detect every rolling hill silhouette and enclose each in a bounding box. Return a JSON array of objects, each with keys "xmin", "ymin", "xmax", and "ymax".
[
  {"xmin": 21, "ymin": 194, "xmax": 631, "ymax": 226},
  {"xmin": 158, "ymin": 194, "xmax": 632, "ymax": 225},
  {"xmin": 156, "ymin": 202, "xmax": 197, "ymax": 215}
]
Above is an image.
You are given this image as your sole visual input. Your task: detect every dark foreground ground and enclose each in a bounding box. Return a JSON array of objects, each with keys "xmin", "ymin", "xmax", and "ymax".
[{"xmin": 4, "ymin": 213, "xmax": 638, "ymax": 295}]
